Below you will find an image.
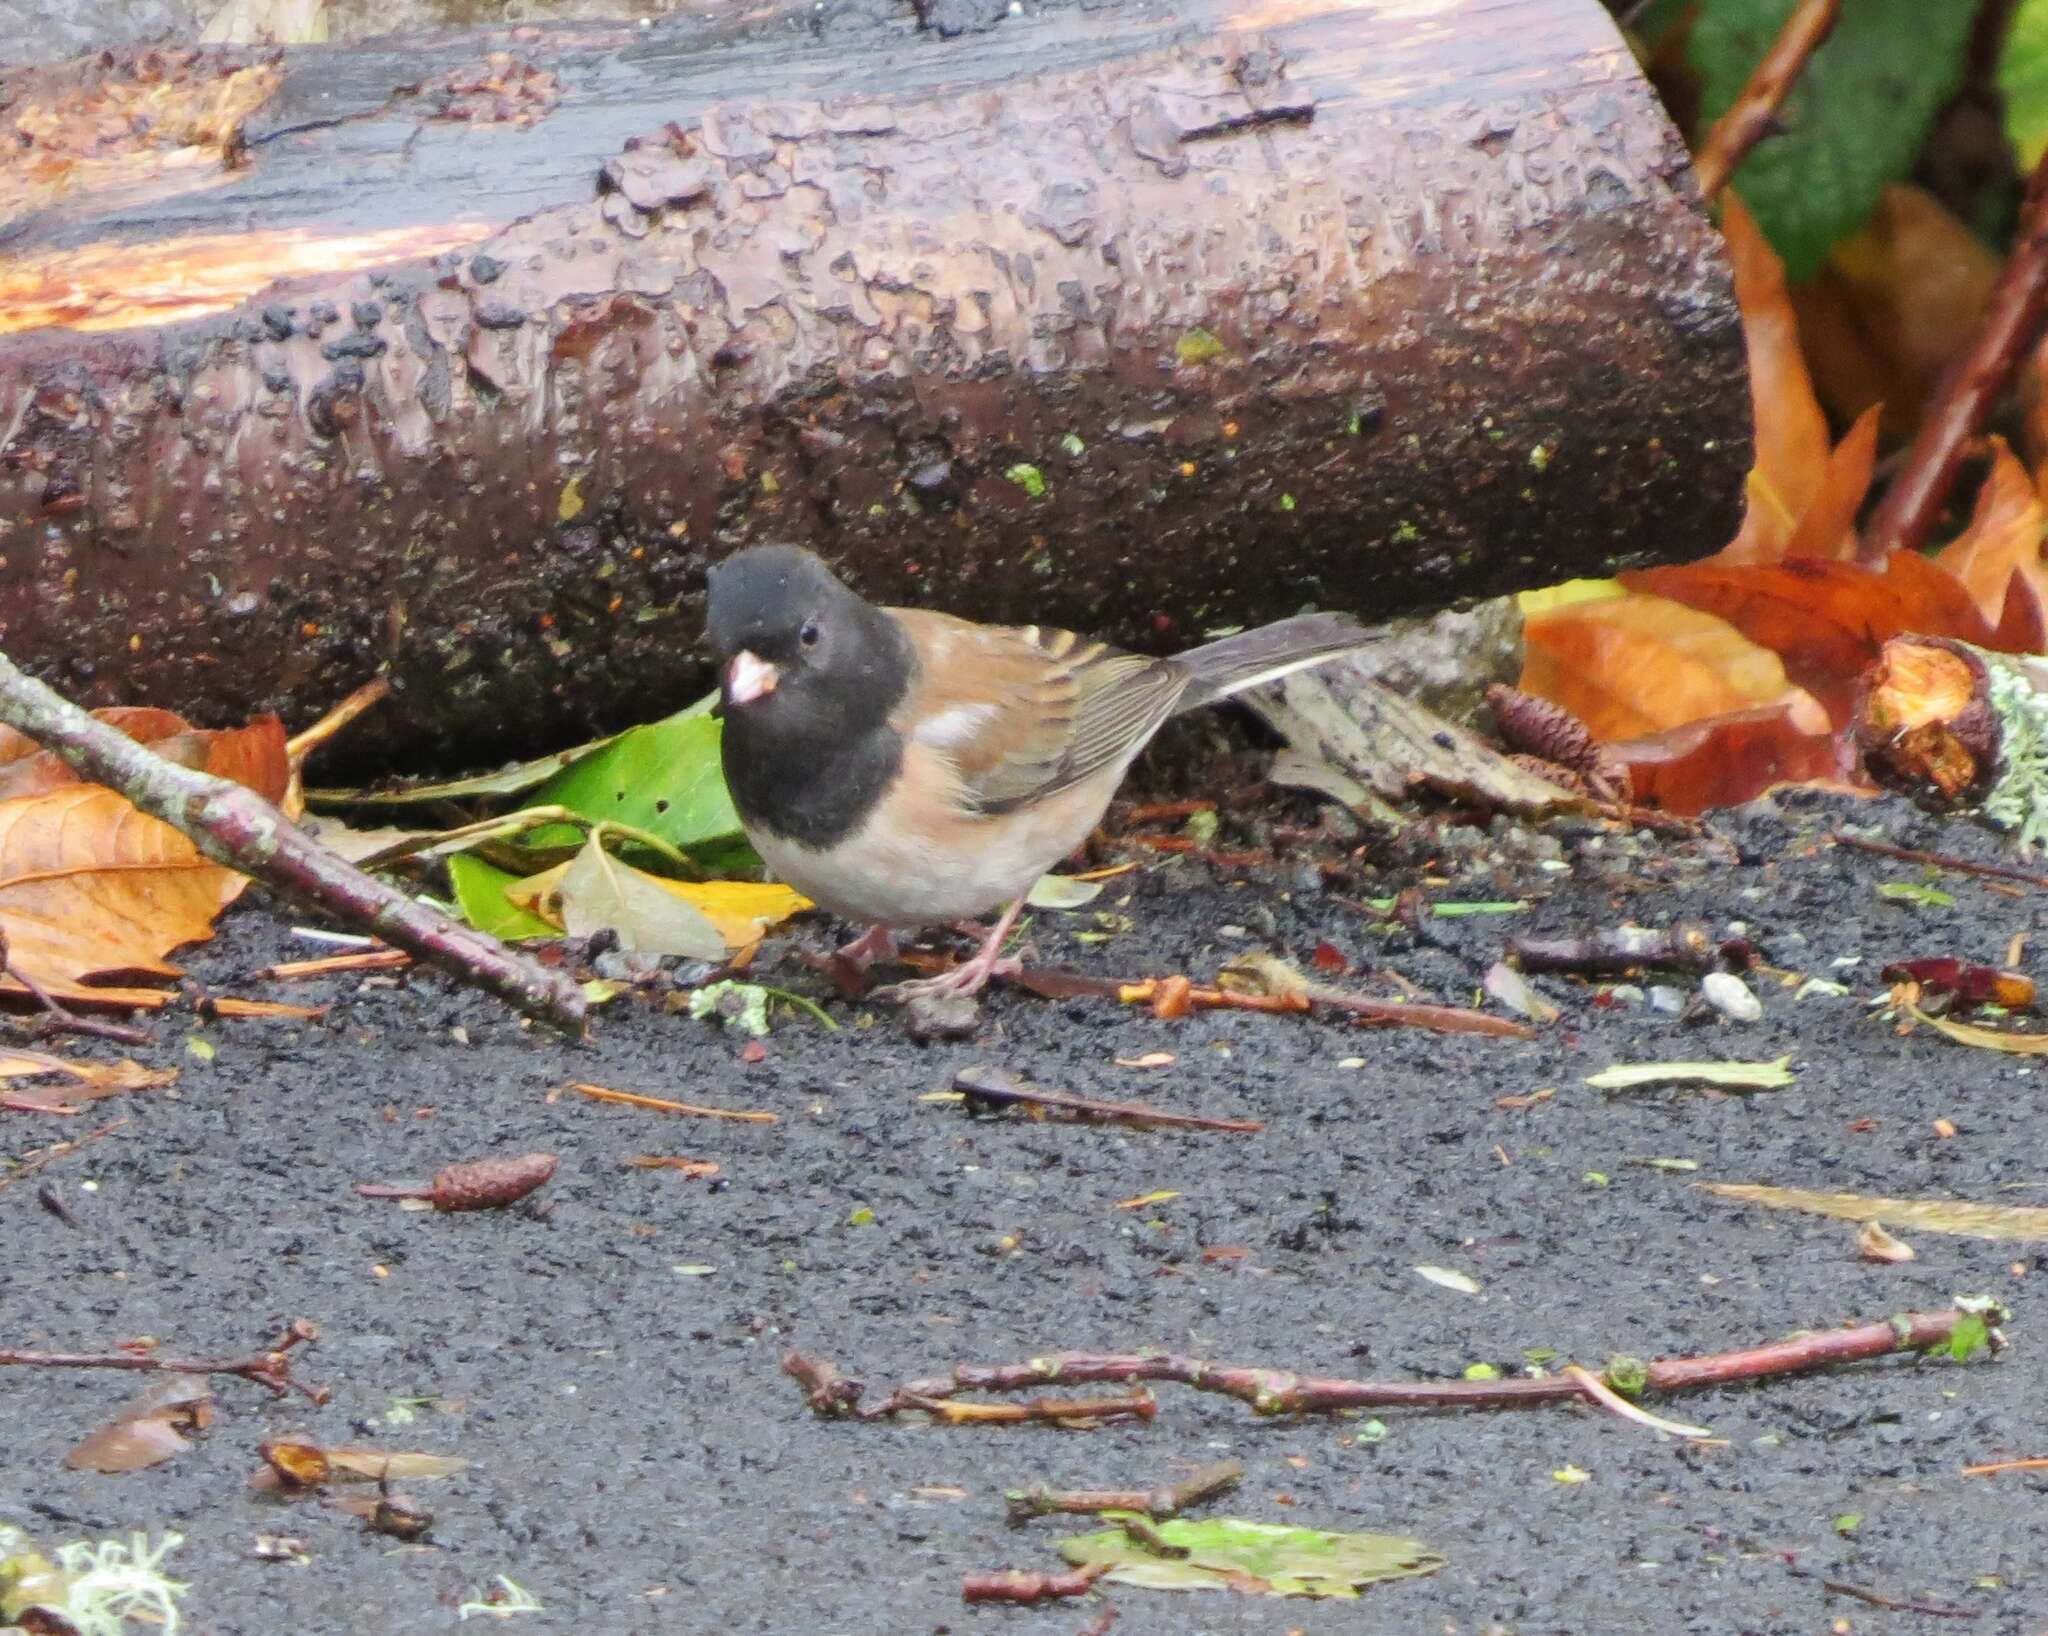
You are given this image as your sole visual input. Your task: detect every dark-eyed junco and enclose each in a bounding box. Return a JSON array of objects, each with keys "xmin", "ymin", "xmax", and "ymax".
[{"xmin": 706, "ymin": 545, "xmax": 1373, "ymax": 1000}]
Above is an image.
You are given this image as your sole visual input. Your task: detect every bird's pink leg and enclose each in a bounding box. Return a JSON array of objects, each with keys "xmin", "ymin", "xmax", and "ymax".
[
  {"xmin": 875, "ymin": 897, "xmax": 1027, "ymax": 1003},
  {"xmin": 832, "ymin": 923, "xmax": 898, "ymax": 975}
]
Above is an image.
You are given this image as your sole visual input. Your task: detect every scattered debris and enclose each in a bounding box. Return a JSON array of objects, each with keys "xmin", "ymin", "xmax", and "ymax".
[
  {"xmin": 1508, "ymin": 924, "xmax": 1754, "ymax": 977},
  {"xmin": 953, "ymin": 1065, "xmax": 1263, "ymax": 1134},
  {"xmin": 1006, "ymin": 1461, "xmax": 1243, "ymax": 1524},
  {"xmin": 1056, "ymin": 1516, "xmax": 1443, "ymax": 1599},
  {"xmin": 1585, "ymin": 1056, "xmax": 1796, "ymax": 1092},
  {"xmin": 1858, "ymin": 1220, "xmax": 1917, "ymax": 1263},
  {"xmin": 0, "ymin": 1318, "xmax": 327, "ymax": 1403},
  {"xmin": 66, "ymin": 1374, "xmax": 214, "ymax": 1474},
  {"xmin": 1701, "ymin": 1183, "xmax": 2048, "ymax": 1240}
]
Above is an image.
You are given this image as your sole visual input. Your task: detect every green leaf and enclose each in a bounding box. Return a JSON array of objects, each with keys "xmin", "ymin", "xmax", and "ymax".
[
  {"xmin": 1946, "ymin": 1311, "xmax": 1990, "ymax": 1362},
  {"xmin": 2002, "ymin": 0, "xmax": 2048, "ymax": 169},
  {"xmin": 555, "ymin": 840, "xmax": 727, "ymax": 959},
  {"xmin": 1877, "ymin": 881, "xmax": 1955, "ymax": 909},
  {"xmin": 528, "ymin": 715, "xmax": 741, "ymax": 854},
  {"xmin": 447, "ymin": 853, "xmax": 558, "ymax": 942},
  {"xmin": 1058, "ymin": 1517, "xmax": 1442, "ymax": 1598},
  {"xmin": 1025, "ymin": 873, "xmax": 1104, "ymax": 910},
  {"xmin": 1690, "ymin": 0, "xmax": 1974, "ymax": 279},
  {"xmin": 1004, "ymin": 463, "xmax": 1048, "ymax": 499},
  {"xmin": 1834, "ymin": 1512, "xmax": 1862, "ymax": 1536}
]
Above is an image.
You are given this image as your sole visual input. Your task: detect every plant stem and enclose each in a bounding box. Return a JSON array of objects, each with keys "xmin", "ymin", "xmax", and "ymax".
[{"xmin": 1691, "ymin": 0, "xmax": 1839, "ymax": 199}]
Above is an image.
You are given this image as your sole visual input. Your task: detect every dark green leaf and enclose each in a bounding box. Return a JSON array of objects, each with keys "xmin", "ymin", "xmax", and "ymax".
[
  {"xmin": 528, "ymin": 716, "xmax": 741, "ymax": 853},
  {"xmin": 1690, "ymin": 0, "xmax": 1973, "ymax": 279}
]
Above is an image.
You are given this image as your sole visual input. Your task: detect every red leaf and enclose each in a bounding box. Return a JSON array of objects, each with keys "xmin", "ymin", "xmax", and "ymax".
[{"xmin": 1609, "ymin": 705, "xmax": 1862, "ymax": 816}]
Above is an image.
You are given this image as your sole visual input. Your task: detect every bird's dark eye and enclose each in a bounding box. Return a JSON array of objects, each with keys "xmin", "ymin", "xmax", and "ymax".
[{"xmin": 799, "ymin": 618, "xmax": 822, "ymax": 648}]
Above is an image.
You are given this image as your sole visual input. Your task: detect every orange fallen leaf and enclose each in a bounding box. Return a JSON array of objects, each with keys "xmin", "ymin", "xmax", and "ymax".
[
  {"xmin": 1520, "ymin": 589, "xmax": 1823, "ymax": 742},
  {"xmin": 0, "ymin": 785, "xmax": 254, "ymax": 990},
  {"xmin": 1777, "ymin": 403, "xmax": 1879, "ymax": 564},
  {"xmin": 0, "ymin": 710, "xmax": 287, "ymax": 805},
  {"xmin": 1610, "ymin": 704, "xmax": 1860, "ymax": 817},
  {"xmin": 0, "ymin": 1047, "xmax": 177, "ymax": 1112},
  {"xmin": 1936, "ymin": 438, "xmax": 2048, "ymax": 627},
  {"xmin": 1621, "ymin": 553, "xmax": 2002, "ymax": 725},
  {"xmin": 1719, "ymin": 193, "xmax": 1833, "ymax": 566}
]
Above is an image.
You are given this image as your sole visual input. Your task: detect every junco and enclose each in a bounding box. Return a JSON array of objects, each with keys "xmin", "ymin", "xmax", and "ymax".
[{"xmin": 706, "ymin": 545, "xmax": 1373, "ymax": 1000}]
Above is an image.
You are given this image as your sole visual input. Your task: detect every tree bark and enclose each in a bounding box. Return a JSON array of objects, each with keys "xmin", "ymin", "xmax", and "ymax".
[{"xmin": 0, "ymin": 0, "xmax": 1749, "ymax": 770}]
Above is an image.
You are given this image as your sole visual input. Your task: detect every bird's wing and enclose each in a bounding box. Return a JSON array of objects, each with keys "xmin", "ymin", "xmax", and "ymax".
[{"xmin": 887, "ymin": 609, "xmax": 1189, "ymax": 814}]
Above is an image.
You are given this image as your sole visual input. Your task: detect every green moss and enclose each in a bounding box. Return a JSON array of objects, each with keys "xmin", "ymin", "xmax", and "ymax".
[{"xmin": 1175, "ymin": 328, "xmax": 1227, "ymax": 366}]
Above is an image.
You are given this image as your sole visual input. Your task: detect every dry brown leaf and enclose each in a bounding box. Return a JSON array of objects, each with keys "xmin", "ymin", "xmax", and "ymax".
[
  {"xmin": 0, "ymin": 1048, "xmax": 176, "ymax": 1113},
  {"xmin": 1719, "ymin": 193, "xmax": 1833, "ymax": 566},
  {"xmin": 1794, "ymin": 184, "xmax": 2000, "ymax": 445},
  {"xmin": 1857, "ymin": 1220, "xmax": 1916, "ymax": 1263},
  {"xmin": 0, "ymin": 711, "xmax": 287, "ymax": 804},
  {"xmin": 1936, "ymin": 438, "xmax": 2048, "ymax": 627},
  {"xmin": 0, "ymin": 784, "xmax": 252, "ymax": 989},
  {"xmin": 66, "ymin": 1374, "xmax": 213, "ymax": 1473},
  {"xmin": 324, "ymin": 1447, "xmax": 469, "ymax": 1482},
  {"xmin": 1520, "ymin": 591, "xmax": 1824, "ymax": 742},
  {"xmin": 1701, "ymin": 1182, "xmax": 2048, "ymax": 1240}
]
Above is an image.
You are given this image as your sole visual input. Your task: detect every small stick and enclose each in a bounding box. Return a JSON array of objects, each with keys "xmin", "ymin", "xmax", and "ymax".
[
  {"xmin": 954, "ymin": 1066, "xmax": 1264, "ymax": 1135},
  {"xmin": 0, "ymin": 1119, "xmax": 126, "ymax": 1192},
  {"xmin": 1129, "ymin": 834, "xmax": 1273, "ymax": 870},
  {"xmin": 1121, "ymin": 799, "xmax": 1217, "ymax": 825},
  {"xmin": 1115, "ymin": 979, "xmax": 1311, "ymax": 1019},
  {"xmin": 251, "ymin": 948, "xmax": 413, "ymax": 980},
  {"xmin": 568, "ymin": 1081, "xmax": 777, "ymax": 1124},
  {"xmin": 1793, "ymin": 1569, "xmax": 1982, "ymax": 1619},
  {"xmin": 1007, "ymin": 1460, "xmax": 1243, "ymax": 1523},
  {"xmin": 0, "ymin": 1318, "xmax": 328, "ymax": 1404},
  {"xmin": 784, "ymin": 1307, "xmax": 1997, "ymax": 1422},
  {"xmin": 1, "ymin": 944, "xmax": 154, "ymax": 1046},
  {"xmin": 1962, "ymin": 1456, "xmax": 2048, "ymax": 1476},
  {"xmin": 1831, "ymin": 833, "xmax": 2048, "ymax": 893},
  {"xmin": 962, "ymin": 1564, "xmax": 1109, "ymax": 1605},
  {"xmin": 285, "ymin": 677, "xmax": 392, "ymax": 769},
  {"xmin": 1509, "ymin": 924, "xmax": 1755, "ymax": 977},
  {"xmin": 1865, "ymin": 148, "xmax": 2048, "ymax": 559},
  {"xmin": 0, "ymin": 649, "xmax": 587, "ymax": 1036},
  {"xmin": 1691, "ymin": 0, "xmax": 1839, "ymax": 198}
]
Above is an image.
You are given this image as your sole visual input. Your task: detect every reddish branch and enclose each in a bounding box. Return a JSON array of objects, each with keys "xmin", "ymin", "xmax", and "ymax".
[
  {"xmin": 0, "ymin": 649, "xmax": 588, "ymax": 1036},
  {"xmin": 1691, "ymin": 0, "xmax": 1840, "ymax": 198},
  {"xmin": 784, "ymin": 1307, "xmax": 1998, "ymax": 1422},
  {"xmin": 954, "ymin": 1065, "xmax": 1264, "ymax": 1134},
  {"xmin": 1006, "ymin": 1460, "xmax": 1242, "ymax": 1523},
  {"xmin": 962, "ymin": 1564, "xmax": 1109, "ymax": 1605},
  {"xmin": 1865, "ymin": 150, "xmax": 2048, "ymax": 558},
  {"xmin": 0, "ymin": 1317, "xmax": 328, "ymax": 1403}
]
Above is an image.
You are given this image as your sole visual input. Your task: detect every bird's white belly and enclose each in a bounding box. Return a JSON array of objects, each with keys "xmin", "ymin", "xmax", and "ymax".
[{"xmin": 749, "ymin": 789, "xmax": 1101, "ymax": 927}]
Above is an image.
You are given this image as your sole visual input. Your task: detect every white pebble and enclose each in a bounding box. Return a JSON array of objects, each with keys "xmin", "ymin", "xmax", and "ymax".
[{"xmin": 1701, "ymin": 970, "xmax": 1762, "ymax": 1023}]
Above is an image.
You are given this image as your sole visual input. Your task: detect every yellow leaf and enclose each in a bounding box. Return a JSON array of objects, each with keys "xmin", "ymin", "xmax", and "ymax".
[
  {"xmin": 1907, "ymin": 1003, "xmax": 2048, "ymax": 1056},
  {"xmin": 1936, "ymin": 437, "xmax": 2048, "ymax": 625},
  {"xmin": 643, "ymin": 877, "xmax": 811, "ymax": 950},
  {"xmin": 1114, "ymin": 1189, "xmax": 1181, "ymax": 1211}
]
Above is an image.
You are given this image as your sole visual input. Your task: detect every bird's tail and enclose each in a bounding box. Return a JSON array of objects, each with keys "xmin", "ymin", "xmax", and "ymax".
[{"xmin": 1173, "ymin": 612, "xmax": 1374, "ymax": 713}]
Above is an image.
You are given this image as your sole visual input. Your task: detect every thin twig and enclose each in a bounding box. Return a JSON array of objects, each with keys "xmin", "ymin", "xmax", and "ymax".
[
  {"xmin": 1793, "ymin": 1569, "xmax": 1982, "ymax": 1619},
  {"xmin": 0, "ymin": 649, "xmax": 587, "ymax": 1036},
  {"xmin": 1007, "ymin": 1460, "xmax": 1243, "ymax": 1523},
  {"xmin": 1692, "ymin": 0, "xmax": 1839, "ymax": 198},
  {"xmin": 1, "ymin": 945, "xmax": 154, "ymax": 1046},
  {"xmin": 1962, "ymin": 1456, "xmax": 2048, "ymax": 1476},
  {"xmin": 0, "ymin": 1318, "xmax": 328, "ymax": 1404},
  {"xmin": 1865, "ymin": 148, "xmax": 2048, "ymax": 559},
  {"xmin": 251, "ymin": 948, "xmax": 413, "ymax": 981},
  {"xmin": 285, "ymin": 677, "xmax": 392, "ymax": 769},
  {"xmin": 784, "ymin": 1307, "xmax": 1996, "ymax": 1422},
  {"xmin": 954, "ymin": 1066, "xmax": 1263, "ymax": 1134},
  {"xmin": 0, "ymin": 1119, "xmax": 125, "ymax": 1192},
  {"xmin": 567, "ymin": 1081, "xmax": 777, "ymax": 1123},
  {"xmin": 1831, "ymin": 833, "xmax": 2048, "ymax": 892}
]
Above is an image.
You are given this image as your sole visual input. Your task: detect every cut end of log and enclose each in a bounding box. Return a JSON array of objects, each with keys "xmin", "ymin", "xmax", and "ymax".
[{"xmin": 1856, "ymin": 637, "xmax": 1998, "ymax": 804}]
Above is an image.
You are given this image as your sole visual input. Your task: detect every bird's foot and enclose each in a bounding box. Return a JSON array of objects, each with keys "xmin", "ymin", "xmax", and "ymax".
[
  {"xmin": 873, "ymin": 898, "xmax": 1027, "ymax": 1004},
  {"xmin": 823, "ymin": 923, "xmax": 899, "ymax": 997}
]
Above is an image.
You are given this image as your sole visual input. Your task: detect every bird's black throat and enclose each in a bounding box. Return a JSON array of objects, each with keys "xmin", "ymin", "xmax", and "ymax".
[{"xmin": 718, "ymin": 604, "xmax": 914, "ymax": 850}]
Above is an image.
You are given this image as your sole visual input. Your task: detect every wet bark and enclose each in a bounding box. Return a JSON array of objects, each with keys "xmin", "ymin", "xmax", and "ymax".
[{"xmin": 0, "ymin": 0, "xmax": 1750, "ymax": 770}]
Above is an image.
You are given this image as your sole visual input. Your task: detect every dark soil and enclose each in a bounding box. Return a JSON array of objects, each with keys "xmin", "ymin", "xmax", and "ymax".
[{"xmin": 4, "ymin": 787, "xmax": 2046, "ymax": 1636}]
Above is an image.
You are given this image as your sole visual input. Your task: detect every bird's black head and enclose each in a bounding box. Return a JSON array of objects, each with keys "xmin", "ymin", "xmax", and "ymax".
[{"xmin": 704, "ymin": 545, "xmax": 912, "ymax": 743}]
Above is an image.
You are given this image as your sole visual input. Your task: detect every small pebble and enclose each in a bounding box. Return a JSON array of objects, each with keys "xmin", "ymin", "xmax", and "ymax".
[
  {"xmin": 1647, "ymin": 985, "xmax": 1685, "ymax": 1016},
  {"xmin": 1702, "ymin": 970, "xmax": 1762, "ymax": 1022},
  {"xmin": 902, "ymin": 991, "xmax": 980, "ymax": 1041}
]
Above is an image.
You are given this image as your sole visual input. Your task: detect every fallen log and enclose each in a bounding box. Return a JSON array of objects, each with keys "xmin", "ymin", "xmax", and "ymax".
[{"xmin": 0, "ymin": 0, "xmax": 1749, "ymax": 769}]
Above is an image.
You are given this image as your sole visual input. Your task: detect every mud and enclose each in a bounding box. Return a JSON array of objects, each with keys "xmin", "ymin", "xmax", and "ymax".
[{"xmin": 2, "ymin": 785, "xmax": 2045, "ymax": 1635}]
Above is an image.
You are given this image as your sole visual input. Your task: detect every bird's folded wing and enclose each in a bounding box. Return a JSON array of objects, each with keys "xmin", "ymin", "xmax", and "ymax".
[{"xmin": 888, "ymin": 609, "xmax": 1187, "ymax": 814}]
